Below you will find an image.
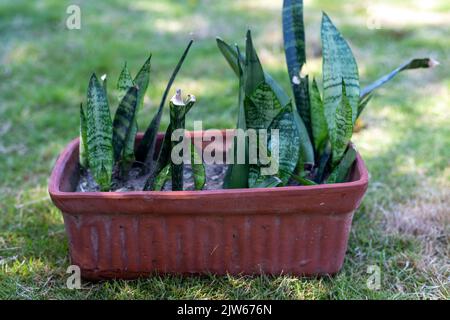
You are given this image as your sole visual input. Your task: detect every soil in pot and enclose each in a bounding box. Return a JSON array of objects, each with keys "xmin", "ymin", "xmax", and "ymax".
[
  {"xmin": 77, "ymin": 164, "xmax": 228, "ymax": 192},
  {"xmin": 77, "ymin": 163, "xmax": 319, "ymax": 192}
]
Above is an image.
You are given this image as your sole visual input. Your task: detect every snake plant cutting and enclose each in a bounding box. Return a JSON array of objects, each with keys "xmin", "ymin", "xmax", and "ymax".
[
  {"xmin": 216, "ymin": 0, "xmax": 436, "ymax": 189},
  {"xmin": 80, "ymin": 40, "xmax": 205, "ymax": 192}
]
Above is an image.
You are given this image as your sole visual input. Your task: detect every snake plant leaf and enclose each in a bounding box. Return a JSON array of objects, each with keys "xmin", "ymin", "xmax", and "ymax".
[
  {"xmin": 117, "ymin": 63, "xmax": 134, "ymax": 102},
  {"xmin": 133, "ymin": 54, "xmax": 152, "ymax": 110},
  {"xmin": 248, "ymin": 166, "xmax": 259, "ymax": 187},
  {"xmin": 115, "ymin": 63, "xmax": 136, "ymax": 168},
  {"xmin": 244, "ymin": 30, "xmax": 265, "ymax": 96},
  {"xmin": 245, "ymin": 83, "xmax": 283, "ymax": 130},
  {"xmin": 282, "ymin": 0, "xmax": 312, "ymax": 136},
  {"xmin": 310, "ymin": 78, "xmax": 328, "ymax": 155},
  {"xmin": 296, "ymin": 76, "xmax": 312, "ymax": 138},
  {"xmin": 112, "ymin": 86, "xmax": 138, "ymax": 161},
  {"xmin": 360, "ymin": 58, "xmax": 437, "ymax": 100},
  {"xmin": 322, "ymin": 12, "xmax": 360, "ymax": 128},
  {"xmin": 191, "ymin": 142, "xmax": 206, "ymax": 190},
  {"xmin": 121, "ymin": 55, "xmax": 152, "ymax": 167},
  {"xmin": 267, "ymin": 104, "xmax": 301, "ymax": 185},
  {"xmin": 253, "ymin": 176, "xmax": 282, "ymax": 188},
  {"xmin": 142, "ymin": 126, "xmax": 172, "ymax": 191},
  {"xmin": 330, "ymin": 81, "xmax": 353, "ymax": 168},
  {"xmin": 151, "ymin": 163, "xmax": 171, "ymax": 191},
  {"xmin": 327, "ymin": 146, "xmax": 356, "ymax": 183},
  {"xmin": 86, "ymin": 73, "xmax": 114, "ymax": 191},
  {"xmin": 223, "ymin": 50, "xmax": 249, "ymax": 189},
  {"xmin": 282, "ymin": 0, "xmax": 306, "ymax": 82},
  {"xmin": 216, "ymin": 37, "xmax": 242, "ymax": 77},
  {"xmin": 79, "ymin": 103, "xmax": 88, "ymax": 169},
  {"xmin": 101, "ymin": 74, "xmax": 108, "ymax": 97},
  {"xmin": 216, "ymin": 35, "xmax": 314, "ymax": 177},
  {"xmin": 288, "ymin": 172, "xmax": 317, "ymax": 185},
  {"xmin": 314, "ymin": 143, "xmax": 331, "ymax": 183},
  {"xmin": 357, "ymin": 93, "xmax": 373, "ymax": 118},
  {"xmin": 216, "ymin": 37, "xmax": 291, "ymax": 106},
  {"xmin": 292, "ymin": 109, "xmax": 315, "ymax": 166},
  {"xmin": 169, "ymin": 90, "xmax": 187, "ymax": 191},
  {"xmin": 136, "ymin": 40, "xmax": 193, "ymax": 167}
]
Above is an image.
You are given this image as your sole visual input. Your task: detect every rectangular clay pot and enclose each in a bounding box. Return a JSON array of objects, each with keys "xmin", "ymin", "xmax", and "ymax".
[{"xmin": 49, "ymin": 131, "xmax": 368, "ymax": 280}]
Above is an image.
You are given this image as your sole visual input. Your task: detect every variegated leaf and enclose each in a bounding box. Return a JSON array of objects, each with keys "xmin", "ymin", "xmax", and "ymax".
[
  {"xmin": 191, "ymin": 142, "xmax": 205, "ymax": 190},
  {"xmin": 357, "ymin": 93, "xmax": 373, "ymax": 118},
  {"xmin": 112, "ymin": 86, "xmax": 138, "ymax": 161},
  {"xmin": 267, "ymin": 104, "xmax": 301, "ymax": 185},
  {"xmin": 254, "ymin": 176, "xmax": 282, "ymax": 188},
  {"xmin": 120, "ymin": 56, "xmax": 152, "ymax": 168},
  {"xmin": 86, "ymin": 74, "xmax": 114, "ymax": 191},
  {"xmin": 327, "ymin": 146, "xmax": 356, "ymax": 183},
  {"xmin": 245, "ymin": 83, "xmax": 283, "ymax": 130},
  {"xmin": 116, "ymin": 62, "xmax": 134, "ymax": 102},
  {"xmin": 223, "ymin": 50, "xmax": 249, "ymax": 189},
  {"xmin": 79, "ymin": 103, "xmax": 88, "ymax": 168},
  {"xmin": 360, "ymin": 58, "xmax": 436, "ymax": 99},
  {"xmin": 310, "ymin": 78, "xmax": 328, "ymax": 155},
  {"xmin": 322, "ymin": 12, "xmax": 359, "ymax": 128},
  {"xmin": 152, "ymin": 164, "xmax": 171, "ymax": 191},
  {"xmin": 330, "ymin": 82, "xmax": 353, "ymax": 168},
  {"xmin": 244, "ymin": 30, "xmax": 265, "ymax": 97},
  {"xmin": 282, "ymin": 0, "xmax": 312, "ymax": 136},
  {"xmin": 136, "ymin": 40, "xmax": 193, "ymax": 167},
  {"xmin": 282, "ymin": 0, "xmax": 306, "ymax": 82}
]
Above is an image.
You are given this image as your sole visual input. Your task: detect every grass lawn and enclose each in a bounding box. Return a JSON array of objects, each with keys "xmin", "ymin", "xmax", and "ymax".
[{"xmin": 0, "ymin": 0, "xmax": 448, "ymax": 299}]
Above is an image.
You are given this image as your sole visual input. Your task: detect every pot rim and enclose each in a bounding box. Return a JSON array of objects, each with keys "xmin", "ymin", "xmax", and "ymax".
[{"xmin": 48, "ymin": 131, "xmax": 369, "ymax": 199}]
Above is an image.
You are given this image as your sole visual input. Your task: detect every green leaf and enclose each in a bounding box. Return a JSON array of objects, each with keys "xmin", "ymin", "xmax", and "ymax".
[
  {"xmin": 119, "ymin": 56, "xmax": 152, "ymax": 168},
  {"xmin": 191, "ymin": 142, "xmax": 206, "ymax": 190},
  {"xmin": 253, "ymin": 176, "xmax": 282, "ymax": 188},
  {"xmin": 169, "ymin": 91, "xmax": 187, "ymax": 191},
  {"xmin": 310, "ymin": 78, "xmax": 328, "ymax": 155},
  {"xmin": 215, "ymin": 37, "xmax": 291, "ymax": 106},
  {"xmin": 112, "ymin": 86, "xmax": 138, "ymax": 161},
  {"xmin": 101, "ymin": 74, "xmax": 108, "ymax": 97},
  {"xmin": 223, "ymin": 49, "xmax": 249, "ymax": 189},
  {"xmin": 289, "ymin": 172, "xmax": 317, "ymax": 186},
  {"xmin": 360, "ymin": 58, "xmax": 436, "ymax": 100},
  {"xmin": 357, "ymin": 93, "xmax": 373, "ymax": 118},
  {"xmin": 322, "ymin": 12, "xmax": 360, "ymax": 127},
  {"xmin": 244, "ymin": 30, "xmax": 265, "ymax": 96},
  {"xmin": 267, "ymin": 104, "xmax": 300, "ymax": 185},
  {"xmin": 245, "ymin": 82, "xmax": 284, "ymax": 130},
  {"xmin": 136, "ymin": 40, "xmax": 193, "ymax": 167},
  {"xmin": 282, "ymin": 0, "xmax": 311, "ymax": 136},
  {"xmin": 314, "ymin": 143, "xmax": 331, "ymax": 183},
  {"xmin": 330, "ymin": 81, "xmax": 353, "ymax": 168},
  {"xmin": 152, "ymin": 164, "xmax": 171, "ymax": 191},
  {"xmin": 116, "ymin": 63, "xmax": 134, "ymax": 102},
  {"xmin": 282, "ymin": 0, "xmax": 306, "ymax": 81},
  {"xmin": 327, "ymin": 146, "xmax": 356, "ymax": 183},
  {"xmin": 216, "ymin": 37, "xmax": 242, "ymax": 77},
  {"xmin": 133, "ymin": 54, "xmax": 152, "ymax": 111},
  {"xmin": 86, "ymin": 74, "xmax": 114, "ymax": 191},
  {"xmin": 79, "ymin": 103, "xmax": 88, "ymax": 169},
  {"xmin": 292, "ymin": 109, "xmax": 314, "ymax": 166},
  {"xmin": 142, "ymin": 125, "xmax": 172, "ymax": 191}
]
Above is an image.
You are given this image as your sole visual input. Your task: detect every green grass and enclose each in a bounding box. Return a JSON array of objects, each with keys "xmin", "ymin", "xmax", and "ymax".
[{"xmin": 0, "ymin": 0, "xmax": 449, "ymax": 299}]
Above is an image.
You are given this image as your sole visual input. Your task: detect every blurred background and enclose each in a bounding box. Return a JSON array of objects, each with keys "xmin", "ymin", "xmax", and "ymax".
[{"xmin": 0, "ymin": 0, "xmax": 448, "ymax": 299}]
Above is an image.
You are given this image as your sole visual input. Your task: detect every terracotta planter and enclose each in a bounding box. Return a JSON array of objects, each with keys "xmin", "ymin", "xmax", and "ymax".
[{"xmin": 49, "ymin": 131, "xmax": 368, "ymax": 280}]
